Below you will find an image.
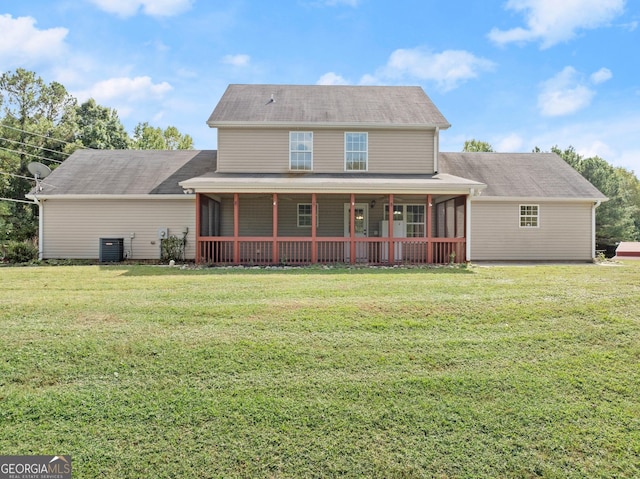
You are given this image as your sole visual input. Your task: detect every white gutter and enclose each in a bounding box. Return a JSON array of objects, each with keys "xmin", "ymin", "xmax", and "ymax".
[
  {"xmin": 179, "ymin": 176, "xmax": 486, "ymax": 196},
  {"xmin": 472, "ymin": 196, "xmax": 608, "ymax": 203},
  {"xmin": 208, "ymin": 121, "xmax": 451, "ymax": 130},
  {"xmin": 25, "ymin": 194, "xmax": 195, "ymax": 201}
]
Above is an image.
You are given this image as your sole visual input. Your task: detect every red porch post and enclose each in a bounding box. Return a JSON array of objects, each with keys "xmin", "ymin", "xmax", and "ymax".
[
  {"xmin": 427, "ymin": 194, "xmax": 433, "ymax": 264},
  {"xmin": 388, "ymin": 194, "xmax": 394, "ymax": 264},
  {"xmin": 195, "ymin": 192, "xmax": 201, "ymax": 264},
  {"xmin": 233, "ymin": 193, "xmax": 239, "ymax": 264},
  {"xmin": 350, "ymin": 193, "xmax": 356, "ymax": 264},
  {"xmin": 311, "ymin": 193, "xmax": 318, "ymax": 263},
  {"xmin": 272, "ymin": 193, "xmax": 279, "ymax": 264}
]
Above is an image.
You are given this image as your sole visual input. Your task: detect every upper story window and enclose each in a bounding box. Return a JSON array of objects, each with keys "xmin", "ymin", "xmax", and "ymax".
[
  {"xmin": 290, "ymin": 132, "xmax": 313, "ymax": 171},
  {"xmin": 520, "ymin": 204, "xmax": 539, "ymax": 228},
  {"xmin": 345, "ymin": 132, "xmax": 368, "ymax": 171}
]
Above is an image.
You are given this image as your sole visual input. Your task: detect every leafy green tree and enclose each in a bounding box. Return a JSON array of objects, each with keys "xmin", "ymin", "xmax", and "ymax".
[
  {"xmin": 74, "ymin": 98, "xmax": 131, "ymax": 150},
  {"xmin": 463, "ymin": 139, "xmax": 494, "ymax": 152},
  {"xmin": 550, "ymin": 146, "xmax": 639, "ymax": 251},
  {"xmin": 0, "ymin": 69, "xmax": 195, "ymax": 242},
  {"xmin": 0, "ymin": 69, "xmax": 77, "ymax": 241},
  {"xmin": 132, "ymin": 122, "xmax": 194, "ymax": 150}
]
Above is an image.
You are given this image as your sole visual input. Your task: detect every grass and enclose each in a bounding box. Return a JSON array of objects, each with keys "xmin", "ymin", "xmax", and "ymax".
[{"xmin": 0, "ymin": 263, "xmax": 639, "ymax": 478}]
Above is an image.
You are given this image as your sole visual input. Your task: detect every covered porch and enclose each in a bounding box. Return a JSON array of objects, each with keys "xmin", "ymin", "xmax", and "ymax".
[{"xmin": 181, "ymin": 173, "xmax": 485, "ymax": 266}]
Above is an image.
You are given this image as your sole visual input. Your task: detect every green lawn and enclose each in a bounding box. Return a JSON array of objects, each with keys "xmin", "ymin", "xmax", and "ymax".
[{"xmin": 1, "ymin": 263, "xmax": 639, "ymax": 478}]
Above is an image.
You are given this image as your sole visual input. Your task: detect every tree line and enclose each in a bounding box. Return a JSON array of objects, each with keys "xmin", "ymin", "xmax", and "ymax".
[
  {"xmin": 0, "ymin": 69, "xmax": 194, "ymax": 243},
  {"xmin": 463, "ymin": 139, "xmax": 640, "ymax": 254}
]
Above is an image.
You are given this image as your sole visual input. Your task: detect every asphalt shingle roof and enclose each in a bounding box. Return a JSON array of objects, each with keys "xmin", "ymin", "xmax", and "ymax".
[
  {"xmin": 439, "ymin": 152, "xmax": 607, "ymax": 199},
  {"xmin": 35, "ymin": 149, "xmax": 217, "ymax": 196},
  {"xmin": 207, "ymin": 84, "xmax": 451, "ymax": 128}
]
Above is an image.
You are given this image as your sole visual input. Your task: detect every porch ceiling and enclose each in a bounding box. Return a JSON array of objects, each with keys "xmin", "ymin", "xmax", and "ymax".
[{"xmin": 179, "ymin": 173, "xmax": 486, "ymax": 195}]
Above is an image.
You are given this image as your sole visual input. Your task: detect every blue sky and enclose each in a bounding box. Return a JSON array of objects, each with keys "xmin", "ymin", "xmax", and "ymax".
[{"xmin": 1, "ymin": 0, "xmax": 639, "ymax": 173}]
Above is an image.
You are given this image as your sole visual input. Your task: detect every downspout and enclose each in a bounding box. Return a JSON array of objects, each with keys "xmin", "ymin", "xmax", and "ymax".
[
  {"xmin": 33, "ymin": 196, "xmax": 43, "ymax": 261},
  {"xmin": 592, "ymin": 200, "xmax": 601, "ymax": 260},
  {"xmin": 433, "ymin": 127, "xmax": 439, "ymax": 173},
  {"xmin": 466, "ymin": 193, "xmax": 472, "ymax": 262}
]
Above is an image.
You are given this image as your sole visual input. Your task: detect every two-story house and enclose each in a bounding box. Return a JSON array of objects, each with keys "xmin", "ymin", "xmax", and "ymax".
[{"xmin": 28, "ymin": 84, "xmax": 606, "ymax": 264}]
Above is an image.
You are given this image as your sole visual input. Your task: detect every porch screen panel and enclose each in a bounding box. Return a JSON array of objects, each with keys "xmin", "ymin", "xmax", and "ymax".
[{"xmin": 200, "ymin": 197, "xmax": 220, "ymax": 236}]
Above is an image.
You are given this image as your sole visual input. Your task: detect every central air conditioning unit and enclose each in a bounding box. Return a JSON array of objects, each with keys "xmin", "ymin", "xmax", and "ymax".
[{"xmin": 99, "ymin": 238, "xmax": 124, "ymax": 262}]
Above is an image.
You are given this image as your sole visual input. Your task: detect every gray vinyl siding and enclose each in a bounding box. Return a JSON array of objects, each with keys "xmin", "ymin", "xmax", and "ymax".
[
  {"xmin": 217, "ymin": 128, "xmax": 435, "ymax": 174},
  {"xmin": 470, "ymin": 201, "xmax": 593, "ymax": 261},
  {"xmin": 41, "ymin": 198, "xmax": 195, "ymax": 260}
]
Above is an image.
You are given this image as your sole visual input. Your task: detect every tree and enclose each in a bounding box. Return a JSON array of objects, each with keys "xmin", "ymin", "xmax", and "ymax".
[
  {"xmin": 132, "ymin": 122, "xmax": 194, "ymax": 150},
  {"xmin": 463, "ymin": 139, "xmax": 494, "ymax": 152},
  {"xmin": 550, "ymin": 146, "xmax": 639, "ymax": 252},
  {"xmin": 73, "ymin": 99, "xmax": 131, "ymax": 150},
  {"xmin": 0, "ymin": 69, "xmax": 77, "ymax": 241},
  {"xmin": 0, "ymin": 69, "xmax": 195, "ymax": 243}
]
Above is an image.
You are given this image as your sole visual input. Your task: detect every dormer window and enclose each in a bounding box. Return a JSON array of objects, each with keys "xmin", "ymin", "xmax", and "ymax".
[
  {"xmin": 345, "ymin": 132, "xmax": 368, "ymax": 171},
  {"xmin": 290, "ymin": 132, "xmax": 313, "ymax": 171}
]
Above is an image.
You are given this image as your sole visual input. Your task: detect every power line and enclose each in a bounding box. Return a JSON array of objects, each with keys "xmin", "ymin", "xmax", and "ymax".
[
  {"xmin": 0, "ymin": 197, "xmax": 36, "ymax": 204},
  {"xmin": 0, "ymin": 123, "xmax": 88, "ymax": 149},
  {"xmin": 0, "ymin": 145, "xmax": 63, "ymax": 164},
  {"xmin": 0, "ymin": 170, "xmax": 34, "ymax": 180},
  {"xmin": 0, "ymin": 135, "xmax": 71, "ymax": 158}
]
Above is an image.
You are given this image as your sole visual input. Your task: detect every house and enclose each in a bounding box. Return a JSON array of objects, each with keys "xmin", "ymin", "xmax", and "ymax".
[{"xmin": 28, "ymin": 84, "xmax": 607, "ymax": 264}]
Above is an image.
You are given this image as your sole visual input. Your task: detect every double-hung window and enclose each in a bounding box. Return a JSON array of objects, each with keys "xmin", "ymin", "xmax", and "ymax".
[
  {"xmin": 520, "ymin": 205, "xmax": 539, "ymax": 228},
  {"xmin": 297, "ymin": 203, "xmax": 318, "ymax": 228},
  {"xmin": 345, "ymin": 132, "xmax": 368, "ymax": 171},
  {"xmin": 290, "ymin": 132, "xmax": 313, "ymax": 171}
]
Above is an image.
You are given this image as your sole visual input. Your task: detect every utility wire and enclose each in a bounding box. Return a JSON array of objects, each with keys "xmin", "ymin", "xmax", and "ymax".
[
  {"xmin": 0, "ymin": 170, "xmax": 35, "ymax": 180},
  {"xmin": 0, "ymin": 197, "xmax": 36, "ymax": 204},
  {"xmin": 0, "ymin": 123, "xmax": 88, "ymax": 149},
  {"xmin": 0, "ymin": 146, "xmax": 63, "ymax": 163},
  {"xmin": 0, "ymin": 135, "xmax": 71, "ymax": 158}
]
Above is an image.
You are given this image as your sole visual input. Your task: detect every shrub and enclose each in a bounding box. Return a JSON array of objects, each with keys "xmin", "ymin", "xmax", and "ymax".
[
  {"xmin": 3, "ymin": 240, "xmax": 38, "ymax": 263},
  {"xmin": 161, "ymin": 235, "xmax": 185, "ymax": 262}
]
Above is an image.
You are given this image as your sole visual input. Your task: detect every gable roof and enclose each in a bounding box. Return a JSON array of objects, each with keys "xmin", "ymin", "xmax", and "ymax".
[
  {"xmin": 439, "ymin": 152, "xmax": 607, "ymax": 200},
  {"xmin": 207, "ymin": 84, "xmax": 451, "ymax": 129},
  {"xmin": 31, "ymin": 149, "xmax": 217, "ymax": 197}
]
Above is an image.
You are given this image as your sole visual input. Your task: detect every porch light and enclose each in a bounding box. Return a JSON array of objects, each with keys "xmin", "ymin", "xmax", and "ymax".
[{"xmin": 370, "ymin": 199, "xmax": 376, "ymax": 208}]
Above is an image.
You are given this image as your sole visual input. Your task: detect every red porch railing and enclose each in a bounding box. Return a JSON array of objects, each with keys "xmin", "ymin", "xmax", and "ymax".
[{"xmin": 197, "ymin": 237, "xmax": 466, "ymax": 265}]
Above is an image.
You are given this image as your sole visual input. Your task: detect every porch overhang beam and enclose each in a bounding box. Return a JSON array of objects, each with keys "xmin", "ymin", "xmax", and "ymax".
[{"xmin": 179, "ymin": 173, "xmax": 485, "ymax": 197}]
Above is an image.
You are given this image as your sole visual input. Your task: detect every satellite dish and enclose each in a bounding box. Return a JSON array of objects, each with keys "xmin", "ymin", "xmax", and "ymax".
[{"xmin": 27, "ymin": 162, "xmax": 52, "ymax": 179}]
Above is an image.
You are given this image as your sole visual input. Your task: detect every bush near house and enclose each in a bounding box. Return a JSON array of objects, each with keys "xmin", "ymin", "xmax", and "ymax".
[{"xmin": 1, "ymin": 240, "xmax": 38, "ymax": 263}]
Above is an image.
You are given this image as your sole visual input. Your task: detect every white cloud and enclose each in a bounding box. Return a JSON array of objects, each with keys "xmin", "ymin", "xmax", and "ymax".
[
  {"xmin": 75, "ymin": 76, "xmax": 173, "ymax": 104},
  {"xmin": 0, "ymin": 14, "xmax": 68, "ymax": 68},
  {"xmin": 495, "ymin": 133, "xmax": 524, "ymax": 152},
  {"xmin": 488, "ymin": 0, "xmax": 626, "ymax": 49},
  {"xmin": 221, "ymin": 54, "xmax": 251, "ymax": 67},
  {"xmin": 322, "ymin": 0, "xmax": 360, "ymax": 6},
  {"xmin": 89, "ymin": 0, "xmax": 194, "ymax": 17},
  {"xmin": 363, "ymin": 47, "xmax": 494, "ymax": 92},
  {"xmin": 317, "ymin": 72, "xmax": 350, "ymax": 85},
  {"xmin": 538, "ymin": 66, "xmax": 595, "ymax": 116},
  {"xmin": 590, "ymin": 67, "xmax": 613, "ymax": 84}
]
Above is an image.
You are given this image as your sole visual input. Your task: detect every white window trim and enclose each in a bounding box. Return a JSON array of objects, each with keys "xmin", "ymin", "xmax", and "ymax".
[
  {"xmin": 383, "ymin": 203, "xmax": 427, "ymax": 237},
  {"xmin": 297, "ymin": 203, "xmax": 319, "ymax": 228},
  {"xmin": 519, "ymin": 204, "xmax": 540, "ymax": 228},
  {"xmin": 289, "ymin": 131, "xmax": 313, "ymax": 171},
  {"xmin": 344, "ymin": 132, "xmax": 368, "ymax": 172}
]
